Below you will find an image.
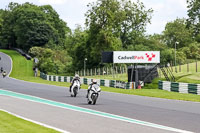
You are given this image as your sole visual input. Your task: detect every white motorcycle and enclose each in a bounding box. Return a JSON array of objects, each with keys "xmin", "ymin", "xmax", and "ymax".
[
  {"xmin": 87, "ymin": 84, "xmax": 101, "ymax": 105},
  {"xmin": 70, "ymin": 80, "xmax": 81, "ymax": 97}
]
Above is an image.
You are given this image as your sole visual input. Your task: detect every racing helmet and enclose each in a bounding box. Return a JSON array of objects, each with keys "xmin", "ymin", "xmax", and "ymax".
[
  {"xmin": 75, "ymin": 74, "xmax": 79, "ymax": 78},
  {"xmin": 93, "ymin": 79, "xmax": 97, "ymax": 84}
]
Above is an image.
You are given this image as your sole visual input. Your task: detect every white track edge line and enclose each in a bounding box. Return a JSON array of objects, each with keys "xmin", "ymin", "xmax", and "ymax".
[
  {"xmin": 0, "ymin": 89, "xmax": 193, "ymax": 133},
  {"xmin": 0, "ymin": 109, "xmax": 70, "ymax": 133}
]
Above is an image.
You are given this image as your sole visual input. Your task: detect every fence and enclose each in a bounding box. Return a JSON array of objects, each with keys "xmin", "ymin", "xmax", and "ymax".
[
  {"xmin": 158, "ymin": 61, "xmax": 200, "ymax": 78},
  {"xmin": 158, "ymin": 81, "xmax": 200, "ymax": 95},
  {"xmin": 76, "ymin": 61, "xmax": 199, "ymax": 79},
  {"xmin": 40, "ymin": 72, "xmax": 134, "ymax": 89},
  {"xmin": 76, "ymin": 65, "xmax": 128, "ymax": 77}
]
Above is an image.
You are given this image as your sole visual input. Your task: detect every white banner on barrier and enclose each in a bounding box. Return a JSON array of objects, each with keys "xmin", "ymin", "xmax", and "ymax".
[{"xmin": 113, "ymin": 51, "xmax": 160, "ymax": 63}]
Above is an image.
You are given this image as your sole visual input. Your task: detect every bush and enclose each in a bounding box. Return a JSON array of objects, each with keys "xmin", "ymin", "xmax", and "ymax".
[{"xmin": 29, "ymin": 46, "xmax": 72, "ymax": 75}]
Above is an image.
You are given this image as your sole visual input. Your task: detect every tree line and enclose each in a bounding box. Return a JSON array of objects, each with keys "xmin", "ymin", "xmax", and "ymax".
[{"xmin": 0, "ymin": 0, "xmax": 200, "ymax": 75}]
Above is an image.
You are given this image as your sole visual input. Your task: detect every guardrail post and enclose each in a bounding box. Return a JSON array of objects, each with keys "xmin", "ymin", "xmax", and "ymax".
[{"xmin": 196, "ymin": 60, "xmax": 198, "ymax": 72}]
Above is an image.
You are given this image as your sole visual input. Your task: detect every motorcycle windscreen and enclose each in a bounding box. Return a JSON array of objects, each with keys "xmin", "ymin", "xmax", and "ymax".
[{"xmin": 92, "ymin": 84, "xmax": 100, "ymax": 91}]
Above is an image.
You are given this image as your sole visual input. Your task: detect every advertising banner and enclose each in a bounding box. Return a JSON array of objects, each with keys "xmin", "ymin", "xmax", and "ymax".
[{"xmin": 113, "ymin": 51, "xmax": 160, "ymax": 63}]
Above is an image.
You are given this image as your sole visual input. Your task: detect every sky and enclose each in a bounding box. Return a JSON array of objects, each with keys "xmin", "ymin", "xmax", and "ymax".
[{"xmin": 0, "ymin": 0, "xmax": 188, "ymax": 34}]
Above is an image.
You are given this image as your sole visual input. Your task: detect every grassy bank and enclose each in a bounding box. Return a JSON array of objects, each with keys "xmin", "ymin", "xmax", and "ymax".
[
  {"xmin": 1, "ymin": 49, "xmax": 200, "ymax": 102},
  {"xmin": 84, "ymin": 62, "xmax": 200, "ymax": 84},
  {"xmin": 1, "ymin": 49, "xmax": 200, "ymax": 133},
  {"xmin": 0, "ymin": 110, "xmax": 59, "ymax": 133},
  {"xmin": 0, "ymin": 49, "xmax": 71, "ymax": 86}
]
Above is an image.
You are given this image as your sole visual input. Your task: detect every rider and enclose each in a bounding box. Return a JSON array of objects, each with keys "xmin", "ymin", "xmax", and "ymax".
[
  {"xmin": 2, "ymin": 70, "xmax": 6, "ymax": 78},
  {"xmin": 0, "ymin": 67, "xmax": 3, "ymax": 73},
  {"xmin": 69, "ymin": 74, "xmax": 81, "ymax": 92},
  {"xmin": 86, "ymin": 79, "xmax": 98, "ymax": 98}
]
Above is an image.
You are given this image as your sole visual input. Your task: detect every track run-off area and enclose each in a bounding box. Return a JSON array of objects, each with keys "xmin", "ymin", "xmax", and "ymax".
[{"xmin": 0, "ymin": 52, "xmax": 199, "ymax": 133}]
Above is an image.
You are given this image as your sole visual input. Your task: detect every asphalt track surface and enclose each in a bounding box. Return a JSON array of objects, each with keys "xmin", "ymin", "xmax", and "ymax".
[{"xmin": 0, "ymin": 52, "xmax": 200, "ymax": 133}]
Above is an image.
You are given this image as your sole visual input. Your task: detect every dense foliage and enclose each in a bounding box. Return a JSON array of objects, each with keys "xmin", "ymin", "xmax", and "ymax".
[
  {"xmin": 187, "ymin": 0, "xmax": 200, "ymax": 38},
  {"xmin": 0, "ymin": 2, "xmax": 72, "ymax": 74},
  {"xmin": 0, "ymin": 2, "xmax": 69, "ymax": 50},
  {"xmin": 0, "ymin": 0, "xmax": 199, "ymax": 75}
]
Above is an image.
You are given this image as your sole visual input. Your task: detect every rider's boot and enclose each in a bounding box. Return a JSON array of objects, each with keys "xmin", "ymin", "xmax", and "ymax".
[
  {"xmin": 86, "ymin": 89, "xmax": 89, "ymax": 98},
  {"xmin": 86, "ymin": 92, "xmax": 89, "ymax": 98},
  {"xmin": 69, "ymin": 86, "xmax": 72, "ymax": 92}
]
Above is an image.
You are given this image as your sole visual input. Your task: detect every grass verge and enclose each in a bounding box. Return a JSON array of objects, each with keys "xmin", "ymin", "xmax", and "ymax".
[
  {"xmin": 0, "ymin": 110, "xmax": 60, "ymax": 133},
  {"xmin": 1, "ymin": 49, "xmax": 200, "ymax": 102},
  {"xmin": 1, "ymin": 49, "xmax": 200, "ymax": 132}
]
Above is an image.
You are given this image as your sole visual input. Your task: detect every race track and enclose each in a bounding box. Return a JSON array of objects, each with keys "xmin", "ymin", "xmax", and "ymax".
[{"xmin": 0, "ymin": 52, "xmax": 199, "ymax": 133}]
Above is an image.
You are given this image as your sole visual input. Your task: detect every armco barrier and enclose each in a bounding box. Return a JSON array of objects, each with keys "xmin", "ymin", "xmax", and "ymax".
[
  {"xmin": 40, "ymin": 72, "xmax": 134, "ymax": 89},
  {"xmin": 158, "ymin": 80, "xmax": 200, "ymax": 95}
]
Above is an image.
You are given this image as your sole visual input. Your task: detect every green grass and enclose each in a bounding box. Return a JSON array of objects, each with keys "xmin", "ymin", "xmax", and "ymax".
[
  {"xmin": 1, "ymin": 49, "xmax": 200, "ymax": 102},
  {"xmin": 0, "ymin": 49, "xmax": 71, "ymax": 86},
  {"xmin": 0, "ymin": 110, "xmax": 60, "ymax": 133},
  {"xmin": 100, "ymin": 87, "xmax": 200, "ymax": 102},
  {"xmin": 85, "ymin": 61, "xmax": 200, "ymax": 84},
  {"xmin": 158, "ymin": 61, "xmax": 200, "ymax": 84},
  {"xmin": 177, "ymin": 73, "xmax": 200, "ymax": 84},
  {"xmin": 1, "ymin": 49, "xmax": 200, "ymax": 133},
  {"xmin": 0, "ymin": 49, "xmax": 34, "ymax": 78}
]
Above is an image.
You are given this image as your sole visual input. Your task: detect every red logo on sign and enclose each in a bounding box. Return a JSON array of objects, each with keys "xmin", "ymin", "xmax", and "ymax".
[{"xmin": 145, "ymin": 53, "xmax": 156, "ymax": 61}]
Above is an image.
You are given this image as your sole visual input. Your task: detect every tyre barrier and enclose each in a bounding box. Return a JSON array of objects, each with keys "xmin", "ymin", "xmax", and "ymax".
[
  {"xmin": 40, "ymin": 72, "xmax": 134, "ymax": 89},
  {"xmin": 158, "ymin": 81, "xmax": 200, "ymax": 95}
]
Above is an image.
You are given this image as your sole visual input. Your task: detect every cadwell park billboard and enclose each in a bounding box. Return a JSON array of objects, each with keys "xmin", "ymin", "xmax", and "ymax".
[{"xmin": 113, "ymin": 51, "xmax": 160, "ymax": 63}]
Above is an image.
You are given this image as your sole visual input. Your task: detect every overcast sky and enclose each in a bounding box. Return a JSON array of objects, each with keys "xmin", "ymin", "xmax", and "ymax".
[{"xmin": 0, "ymin": 0, "xmax": 188, "ymax": 34}]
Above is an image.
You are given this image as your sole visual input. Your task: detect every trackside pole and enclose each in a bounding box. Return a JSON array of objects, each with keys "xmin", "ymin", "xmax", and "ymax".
[{"xmin": 130, "ymin": 64, "xmax": 134, "ymax": 89}]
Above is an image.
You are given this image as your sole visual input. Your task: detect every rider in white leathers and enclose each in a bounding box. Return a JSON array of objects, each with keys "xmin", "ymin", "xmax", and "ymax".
[
  {"xmin": 86, "ymin": 79, "xmax": 98, "ymax": 98},
  {"xmin": 69, "ymin": 74, "xmax": 81, "ymax": 92}
]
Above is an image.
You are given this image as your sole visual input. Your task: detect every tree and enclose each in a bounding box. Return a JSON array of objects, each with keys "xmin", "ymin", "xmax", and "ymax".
[
  {"xmin": 176, "ymin": 51, "xmax": 187, "ymax": 64},
  {"xmin": 85, "ymin": 0, "xmax": 153, "ymax": 68},
  {"xmin": 0, "ymin": 10, "xmax": 4, "ymax": 47},
  {"xmin": 160, "ymin": 49, "xmax": 174, "ymax": 65},
  {"xmin": 13, "ymin": 5, "xmax": 54, "ymax": 50},
  {"xmin": 163, "ymin": 18, "xmax": 194, "ymax": 49},
  {"xmin": 0, "ymin": 2, "xmax": 70, "ymax": 51},
  {"xmin": 187, "ymin": 0, "xmax": 200, "ymax": 37},
  {"xmin": 181, "ymin": 42, "xmax": 200, "ymax": 59},
  {"xmin": 0, "ymin": 10, "xmax": 3, "ymax": 32},
  {"xmin": 119, "ymin": 0, "xmax": 153, "ymax": 48},
  {"xmin": 40, "ymin": 5, "xmax": 70, "ymax": 48},
  {"xmin": 67, "ymin": 25, "xmax": 89, "ymax": 71},
  {"xmin": 0, "ymin": 3, "xmax": 19, "ymax": 48},
  {"xmin": 29, "ymin": 47, "xmax": 72, "ymax": 74}
]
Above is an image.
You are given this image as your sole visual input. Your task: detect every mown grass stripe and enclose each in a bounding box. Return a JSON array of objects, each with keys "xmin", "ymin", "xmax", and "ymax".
[{"xmin": 0, "ymin": 89, "xmax": 192, "ymax": 133}]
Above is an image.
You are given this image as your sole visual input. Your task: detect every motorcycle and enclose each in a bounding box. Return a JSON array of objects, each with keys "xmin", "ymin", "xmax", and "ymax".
[
  {"xmin": 70, "ymin": 80, "xmax": 80, "ymax": 97},
  {"xmin": 2, "ymin": 71, "xmax": 6, "ymax": 78},
  {"xmin": 87, "ymin": 84, "xmax": 101, "ymax": 105}
]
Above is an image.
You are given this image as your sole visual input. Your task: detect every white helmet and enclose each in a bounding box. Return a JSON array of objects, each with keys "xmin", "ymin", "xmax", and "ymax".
[
  {"xmin": 75, "ymin": 74, "xmax": 79, "ymax": 78},
  {"xmin": 93, "ymin": 79, "xmax": 97, "ymax": 84}
]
